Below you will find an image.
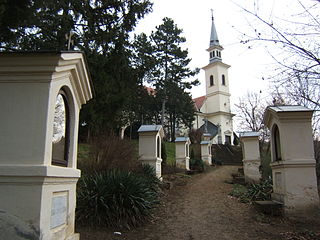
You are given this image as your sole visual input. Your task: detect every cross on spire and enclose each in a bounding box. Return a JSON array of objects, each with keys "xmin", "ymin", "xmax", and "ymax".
[{"xmin": 209, "ymin": 9, "xmax": 220, "ymax": 47}]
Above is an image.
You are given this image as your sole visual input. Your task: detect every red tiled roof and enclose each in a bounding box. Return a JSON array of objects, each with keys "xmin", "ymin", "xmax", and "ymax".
[
  {"xmin": 144, "ymin": 86, "xmax": 156, "ymax": 96},
  {"xmin": 193, "ymin": 95, "xmax": 206, "ymax": 111}
]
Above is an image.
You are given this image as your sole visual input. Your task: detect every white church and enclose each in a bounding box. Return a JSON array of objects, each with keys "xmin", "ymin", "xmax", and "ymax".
[{"xmin": 193, "ymin": 15, "xmax": 235, "ymax": 145}]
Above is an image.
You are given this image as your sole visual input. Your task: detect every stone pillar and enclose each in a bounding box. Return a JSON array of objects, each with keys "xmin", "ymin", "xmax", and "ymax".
[
  {"xmin": 264, "ymin": 105, "xmax": 319, "ymax": 215},
  {"xmin": 0, "ymin": 52, "xmax": 93, "ymax": 239},
  {"xmin": 138, "ymin": 125, "xmax": 164, "ymax": 179},
  {"xmin": 175, "ymin": 137, "xmax": 191, "ymax": 170},
  {"xmin": 240, "ymin": 132, "xmax": 261, "ymax": 183}
]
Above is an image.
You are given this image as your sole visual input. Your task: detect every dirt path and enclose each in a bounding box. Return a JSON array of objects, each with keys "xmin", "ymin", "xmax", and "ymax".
[{"xmin": 78, "ymin": 166, "xmax": 318, "ymax": 240}]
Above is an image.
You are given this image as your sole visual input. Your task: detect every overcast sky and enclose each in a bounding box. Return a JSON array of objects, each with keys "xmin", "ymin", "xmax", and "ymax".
[{"xmin": 134, "ymin": 0, "xmax": 314, "ymax": 103}]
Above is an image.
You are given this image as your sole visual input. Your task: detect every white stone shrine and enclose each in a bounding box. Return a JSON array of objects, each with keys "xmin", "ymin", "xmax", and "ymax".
[
  {"xmin": 264, "ymin": 106, "xmax": 319, "ymax": 215},
  {"xmin": 239, "ymin": 132, "xmax": 261, "ymax": 183},
  {"xmin": 0, "ymin": 52, "xmax": 92, "ymax": 239},
  {"xmin": 175, "ymin": 137, "xmax": 191, "ymax": 170},
  {"xmin": 201, "ymin": 133, "xmax": 212, "ymax": 165},
  {"xmin": 138, "ymin": 125, "xmax": 164, "ymax": 179}
]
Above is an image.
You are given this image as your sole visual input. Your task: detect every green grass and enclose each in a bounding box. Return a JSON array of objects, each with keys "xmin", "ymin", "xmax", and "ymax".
[
  {"xmin": 165, "ymin": 141, "xmax": 175, "ymax": 166},
  {"xmin": 78, "ymin": 140, "xmax": 176, "ymax": 167}
]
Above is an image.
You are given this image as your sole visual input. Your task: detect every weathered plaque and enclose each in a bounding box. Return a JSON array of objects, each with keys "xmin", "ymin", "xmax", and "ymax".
[
  {"xmin": 50, "ymin": 193, "xmax": 68, "ymax": 229},
  {"xmin": 275, "ymin": 172, "xmax": 282, "ymax": 190}
]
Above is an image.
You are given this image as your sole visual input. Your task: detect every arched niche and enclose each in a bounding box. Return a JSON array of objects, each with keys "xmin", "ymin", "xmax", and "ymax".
[
  {"xmin": 51, "ymin": 87, "xmax": 75, "ymax": 167},
  {"xmin": 185, "ymin": 143, "xmax": 189, "ymax": 157},
  {"xmin": 156, "ymin": 135, "xmax": 161, "ymax": 158},
  {"xmin": 272, "ymin": 124, "xmax": 282, "ymax": 161}
]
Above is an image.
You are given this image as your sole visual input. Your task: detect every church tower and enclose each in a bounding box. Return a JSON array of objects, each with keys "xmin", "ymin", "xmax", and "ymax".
[{"xmin": 193, "ymin": 13, "xmax": 234, "ymax": 144}]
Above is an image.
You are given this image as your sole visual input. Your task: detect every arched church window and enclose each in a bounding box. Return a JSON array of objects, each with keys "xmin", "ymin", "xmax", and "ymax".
[
  {"xmin": 210, "ymin": 75, "xmax": 214, "ymax": 86},
  {"xmin": 273, "ymin": 124, "xmax": 282, "ymax": 161},
  {"xmin": 52, "ymin": 90, "xmax": 70, "ymax": 167},
  {"xmin": 222, "ymin": 74, "xmax": 226, "ymax": 85},
  {"xmin": 210, "ymin": 52, "xmax": 212, "ymax": 58},
  {"xmin": 213, "ymin": 51, "xmax": 215, "ymax": 57}
]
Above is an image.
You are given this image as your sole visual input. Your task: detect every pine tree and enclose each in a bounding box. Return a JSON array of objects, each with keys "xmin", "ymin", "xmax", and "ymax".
[{"xmin": 150, "ymin": 17, "xmax": 199, "ymax": 139}]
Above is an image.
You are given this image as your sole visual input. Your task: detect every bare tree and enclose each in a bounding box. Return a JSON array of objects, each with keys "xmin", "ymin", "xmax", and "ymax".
[
  {"xmin": 235, "ymin": 91, "xmax": 269, "ymax": 141},
  {"xmin": 234, "ymin": 0, "xmax": 320, "ymax": 135}
]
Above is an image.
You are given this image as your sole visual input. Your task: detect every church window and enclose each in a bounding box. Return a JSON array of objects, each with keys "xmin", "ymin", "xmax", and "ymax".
[
  {"xmin": 213, "ymin": 51, "xmax": 215, "ymax": 57},
  {"xmin": 216, "ymin": 50, "xmax": 219, "ymax": 57},
  {"xmin": 210, "ymin": 75, "xmax": 214, "ymax": 86},
  {"xmin": 210, "ymin": 52, "xmax": 212, "ymax": 58},
  {"xmin": 222, "ymin": 74, "xmax": 226, "ymax": 85}
]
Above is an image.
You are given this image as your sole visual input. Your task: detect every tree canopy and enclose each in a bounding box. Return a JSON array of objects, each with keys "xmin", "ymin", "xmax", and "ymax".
[
  {"xmin": 237, "ymin": 0, "xmax": 320, "ymax": 134},
  {"xmin": 132, "ymin": 18, "xmax": 199, "ymax": 140}
]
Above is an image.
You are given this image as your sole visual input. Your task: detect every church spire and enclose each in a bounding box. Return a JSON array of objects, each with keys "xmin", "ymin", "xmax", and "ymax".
[
  {"xmin": 208, "ymin": 10, "xmax": 223, "ymax": 63},
  {"xmin": 209, "ymin": 9, "xmax": 220, "ymax": 47}
]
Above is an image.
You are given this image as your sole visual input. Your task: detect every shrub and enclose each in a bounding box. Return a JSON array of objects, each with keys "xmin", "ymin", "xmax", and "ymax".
[
  {"xmin": 230, "ymin": 179, "xmax": 273, "ymax": 203},
  {"xmin": 76, "ymin": 167, "xmax": 159, "ymax": 229},
  {"xmin": 78, "ymin": 134, "xmax": 138, "ymax": 174}
]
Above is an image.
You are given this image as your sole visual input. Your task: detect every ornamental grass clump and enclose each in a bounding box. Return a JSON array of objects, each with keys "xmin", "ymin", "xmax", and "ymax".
[
  {"xmin": 76, "ymin": 167, "xmax": 160, "ymax": 229},
  {"xmin": 230, "ymin": 179, "xmax": 273, "ymax": 203}
]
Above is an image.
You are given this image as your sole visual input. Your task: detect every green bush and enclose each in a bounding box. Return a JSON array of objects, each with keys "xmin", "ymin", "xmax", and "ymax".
[
  {"xmin": 76, "ymin": 167, "xmax": 159, "ymax": 229},
  {"xmin": 229, "ymin": 184, "xmax": 248, "ymax": 202},
  {"xmin": 230, "ymin": 179, "xmax": 273, "ymax": 203}
]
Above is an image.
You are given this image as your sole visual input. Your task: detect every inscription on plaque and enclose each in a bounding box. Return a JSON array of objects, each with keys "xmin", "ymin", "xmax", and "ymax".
[{"xmin": 50, "ymin": 192, "xmax": 68, "ymax": 229}]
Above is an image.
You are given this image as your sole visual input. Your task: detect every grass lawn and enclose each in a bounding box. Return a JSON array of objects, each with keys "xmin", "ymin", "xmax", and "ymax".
[
  {"xmin": 77, "ymin": 140, "xmax": 177, "ymax": 167},
  {"xmin": 165, "ymin": 141, "xmax": 175, "ymax": 166}
]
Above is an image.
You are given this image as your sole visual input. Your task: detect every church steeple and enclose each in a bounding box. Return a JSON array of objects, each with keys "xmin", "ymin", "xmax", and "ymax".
[
  {"xmin": 208, "ymin": 10, "xmax": 223, "ymax": 63},
  {"xmin": 210, "ymin": 11, "xmax": 220, "ymax": 47}
]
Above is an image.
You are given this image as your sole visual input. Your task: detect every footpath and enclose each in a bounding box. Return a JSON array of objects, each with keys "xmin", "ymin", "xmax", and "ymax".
[{"xmin": 79, "ymin": 166, "xmax": 319, "ymax": 240}]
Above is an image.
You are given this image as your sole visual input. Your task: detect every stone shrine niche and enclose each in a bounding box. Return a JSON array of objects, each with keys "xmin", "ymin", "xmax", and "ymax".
[
  {"xmin": 263, "ymin": 105, "xmax": 319, "ymax": 216},
  {"xmin": 0, "ymin": 52, "xmax": 92, "ymax": 240},
  {"xmin": 138, "ymin": 125, "xmax": 164, "ymax": 179},
  {"xmin": 157, "ymin": 136, "xmax": 161, "ymax": 158},
  {"xmin": 239, "ymin": 132, "xmax": 261, "ymax": 183},
  {"xmin": 175, "ymin": 137, "xmax": 191, "ymax": 170},
  {"xmin": 52, "ymin": 89, "xmax": 70, "ymax": 167},
  {"xmin": 272, "ymin": 124, "xmax": 282, "ymax": 161}
]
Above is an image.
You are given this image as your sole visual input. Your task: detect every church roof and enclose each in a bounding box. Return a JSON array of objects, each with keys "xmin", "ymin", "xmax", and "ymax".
[
  {"xmin": 210, "ymin": 15, "xmax": 220, "ymax": 47},
  {"xmin": 193, "ymin": 95, "xmax": 206, "ymax": 111},
  {"xmin": 145, "ymin": 86, "xmax": 156, "ymax": 96}
]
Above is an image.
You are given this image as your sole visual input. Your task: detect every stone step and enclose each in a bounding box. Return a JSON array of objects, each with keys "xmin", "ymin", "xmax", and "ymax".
[{"xmin": 254, "ymin": 200, "xmax": 283, "ymax": 216}]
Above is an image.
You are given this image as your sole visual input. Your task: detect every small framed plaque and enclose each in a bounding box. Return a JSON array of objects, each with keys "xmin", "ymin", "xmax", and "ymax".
[{"xmin": 50, "ymin": 192, "xmax": 68, "ymax": 229}]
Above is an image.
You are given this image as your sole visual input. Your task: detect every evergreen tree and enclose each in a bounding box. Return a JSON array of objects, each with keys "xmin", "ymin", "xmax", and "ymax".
[
  {"xmin": 0, "ymin": 0, "xmax": 153, "ymax": 138},
  {"xmin": 150, "ymin": 18, "xmax": 199, "ymax": 139}
]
